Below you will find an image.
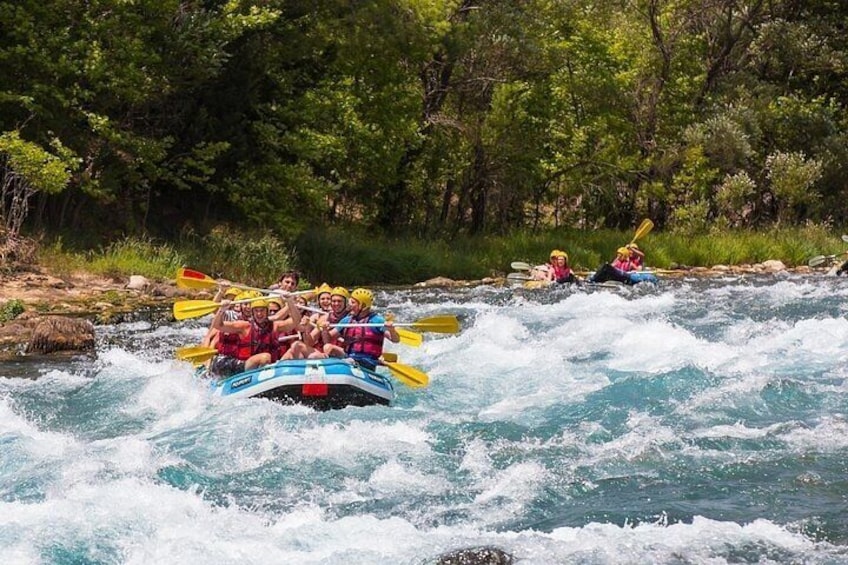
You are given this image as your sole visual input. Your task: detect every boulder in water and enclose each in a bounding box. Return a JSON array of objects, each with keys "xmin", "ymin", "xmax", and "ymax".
[
  {"xmin": 25, "ymin": 317, "xmax": 95, "ymax": 355},
  {"xmin": 434, "ymin": 546, "xmax": 514, "ymax": 565}
]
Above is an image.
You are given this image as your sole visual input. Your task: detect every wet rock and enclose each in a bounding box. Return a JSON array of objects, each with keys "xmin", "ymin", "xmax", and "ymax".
[
  {"xmin": 150, "ymin": 283, "xmax": 179, "ymax": 298},
  {"xmin": 416, "ymin": 276, "xmax": 457, "ymax": 288},
  {"xmin": 761, "ymin": 259, "xmax": 786, "ymax": 272},
  {"xmin": 434, "ymin": 547, "xmax": 514, "ymax": 565},
  {"xmin": 25, "ymin": 317, "xmax": 95, "ymax": 355},
  {"xmin": 126, "ymin": 275, "xmax": 150, "ymax": 290}
]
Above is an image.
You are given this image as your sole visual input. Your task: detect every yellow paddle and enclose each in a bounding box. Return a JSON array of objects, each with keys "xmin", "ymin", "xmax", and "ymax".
[
  {"xmin": 175, "ymin": 268, "xmax": 314, "ymax": 296},
  {"xmin": 173, "ymin": 298, "xmax": 260, "ymax": 320},
  {"xmin": 175, "ymin": 267, "xmax": 219, "ymax": 290},
  {"xmin": 382, "ymin": 361, "xmax": 429, "ymax": 388},
  {"xmin": 629, "ymin": 218, "xmax": 654, "ymax": 245},
  {"xmin": 176, "ymin": 345, "xmax": 218, "ymax": 363},
  {"xmin": 396, "ymin": 328, "xmax": 423, "ymax": 347}
]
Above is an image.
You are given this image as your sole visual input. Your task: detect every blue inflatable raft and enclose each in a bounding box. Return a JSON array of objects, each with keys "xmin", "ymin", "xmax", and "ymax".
[
  {"xmin": 589, "ymin": 264, "xmax": 659, "ymax": 285},
  {"xmin": 207, "ymin": 358, "xmax": 395, "ymax": 410}
]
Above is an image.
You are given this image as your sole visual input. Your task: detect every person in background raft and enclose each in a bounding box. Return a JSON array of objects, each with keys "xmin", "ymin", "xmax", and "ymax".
[
  {"xmin": 530, "ymin": 262, "xmax": 551, "ymax": 281},
  {"xmin": 611, "ymin": 247, "xmax": 635, "ymax": 271},
  {"xmin": 626, "ymin": 243, "xmax": 645, "ymax": 270},
  {"xmin": 546, "ymin": 250, "xmax": 578, "ymax": 284},
  {"xmin": 590, "ymin": 247, "xmax": 638, "ymax": 285},
  {"xmin": 320, "ymin": 288, "xmax": 399, "ymax": 370}
]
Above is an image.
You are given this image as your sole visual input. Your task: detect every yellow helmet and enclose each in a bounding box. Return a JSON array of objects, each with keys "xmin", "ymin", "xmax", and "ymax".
[
  {"xmin": 550, "ymin": 249, "xmax": 560, "ymax": 259},
  {"xmin": 234, "ymin": 291, "xmax": 252, "ymax": 302},
  {"xmin": 315, "ymin": 283, "xmax": 332, "ymax": 297},
  {"xmin": 331, "ymin": 286, "xmax": 350, "ymax": 300},
  {"xmin": 251, "ymin": 297, "xmax": 269, "ymax": 309},
  {"xmin": 628, "ymin": 243, "xmax": 639, "ymax": 250},
  {"xmin": 267, "ymin": 296, "xmax": 283, "ymax": 308},
  {"xmin": 555, "ymin": 250, "xmax": 568, "ymax": 261},
  {"xmin": 351, "ymin": 288, "xmax": 373, "ymax": 309},
  {"xmin": 223, "ymin": 287, "xmax": 241, "ymax": 298},
  {"xmin": 617, "ymin": 247, "xmax": 631, "ymax": 257}
]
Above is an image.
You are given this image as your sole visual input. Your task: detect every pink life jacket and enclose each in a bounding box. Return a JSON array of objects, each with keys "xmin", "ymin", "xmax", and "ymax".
[
  {"xmin": 551, "ymin": 264, "xmax": 572, "ymax": 280},
  {"xmin": 611, "ymin": 257, "xmax": 632, "ymax": 271},
  {"xmin": 342, "ymin": 312, "xmax": 383, "ymax": 358}
]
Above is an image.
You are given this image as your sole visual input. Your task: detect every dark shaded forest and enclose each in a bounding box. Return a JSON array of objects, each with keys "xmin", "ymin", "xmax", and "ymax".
[{"xmin": 2, "ymin": 0, "xmax": 848, "ymax": 253}]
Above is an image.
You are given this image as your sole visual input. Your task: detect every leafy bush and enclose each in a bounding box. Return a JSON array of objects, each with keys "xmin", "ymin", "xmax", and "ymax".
[{"xmin": 0, "ymin": 299, "xmax": 24, "ymax": 322}]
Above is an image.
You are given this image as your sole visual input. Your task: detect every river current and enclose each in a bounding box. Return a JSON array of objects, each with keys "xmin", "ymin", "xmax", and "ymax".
[{"xmin": 2, "ymin": 274, "xmax": 848, "ymax": 564}]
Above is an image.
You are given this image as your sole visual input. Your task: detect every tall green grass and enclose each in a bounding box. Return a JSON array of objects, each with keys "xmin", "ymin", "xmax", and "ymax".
[
  {"xmin": 296, "ymin": 224, "xmax": 843, "ymax": 284},
  {"xmin": 39, "ymin": 229, "xmax": 295, "ymax": 287},
  {"xmin": 36, "ymin": 223, "xmax": 844, "ymax": 286}
]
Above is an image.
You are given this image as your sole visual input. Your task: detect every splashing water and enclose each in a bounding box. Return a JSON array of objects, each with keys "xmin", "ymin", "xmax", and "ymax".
[{"xmin": 2, "ymin": 275, "xmax": 848, "ymax": 564}]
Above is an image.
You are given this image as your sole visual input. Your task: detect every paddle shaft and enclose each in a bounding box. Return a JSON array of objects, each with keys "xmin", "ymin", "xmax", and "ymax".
[{"xmin": 629, "ymin": 218, "xmax": 654, "ymax": 245}]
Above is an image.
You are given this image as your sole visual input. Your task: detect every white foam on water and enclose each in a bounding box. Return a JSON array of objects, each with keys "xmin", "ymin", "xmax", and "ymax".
[
  {"xmin": 368, "ymin": 459, "xmax": 451, "ymax": 496},
  {"xmin": 1, "ymin": 475, "xmax": 840, "ymax": 565},
  {"xmin": 780, "ymin": 415, "xmax": 848, "ymax": 451},
  {"xmin": 0, "ymin": 395, "xmax": 79, "ymax": 460},
  {"xmin": 4, "ymin": 278, "xmax": 848, "ymax": 563},
  {"xmin": 123, "ymin": 362, "xmax": 213, "ymax": 433},
  {"xmin": 580, "ymin": 411, "xmax": 681, "ymax": 470}
]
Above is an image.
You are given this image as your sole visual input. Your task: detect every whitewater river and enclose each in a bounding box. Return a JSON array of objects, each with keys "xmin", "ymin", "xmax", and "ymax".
[{"xmin": 2, "ymin": 274, "xmax": 848, "ymax": 564}]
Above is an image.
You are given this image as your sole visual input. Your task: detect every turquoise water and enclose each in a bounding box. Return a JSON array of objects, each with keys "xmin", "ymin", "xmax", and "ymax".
[{"xmin": 2, "ymin": 275, "xmax": 848, "ymax": 564}]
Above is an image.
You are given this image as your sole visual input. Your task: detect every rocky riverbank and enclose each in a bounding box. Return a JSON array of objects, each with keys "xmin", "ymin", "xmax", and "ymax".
[
  {"xmin": 0, "ymin": 267, "xmax": 196, "ymax": 359},
  {"xmin": 0, "ymin": 260, "xmax": 825, "ymax": 359}
]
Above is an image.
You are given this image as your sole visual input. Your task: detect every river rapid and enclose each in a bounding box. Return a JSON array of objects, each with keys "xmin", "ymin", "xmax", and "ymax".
[{"xmin": 2, "ymin": 274, "xmax": 848, "ymax": 564}]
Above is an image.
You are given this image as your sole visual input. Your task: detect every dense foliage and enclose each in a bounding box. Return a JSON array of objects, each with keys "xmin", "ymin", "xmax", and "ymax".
[{"xmin": 2, "ymin": 0, "xmax": 848, "ymax": 251}]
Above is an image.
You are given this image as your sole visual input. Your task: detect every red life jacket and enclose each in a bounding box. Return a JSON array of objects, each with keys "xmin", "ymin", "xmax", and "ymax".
[
  {"xmin": 233, "ymin": 320, "xmax": 274, "ymax": 360},
  {"xmin": 342, "ymin": 312, "xmax": 383, "ymax": 358},
  {"xmin": 235, "ymin": 330, "xmax": 253, "ymax": 361},
  {"xmin": 552, "ymin": 264, "xmax": 572, "ymax": 280},
  {"xmin": 250, "ymin": 320, "xmax": 275, "ymax": 358},
  {"xmin": 611, "ymin": 258, "xmax": 632, "ymax": 272},
  {"xmin": 216, "ymin": 331, "xmax": 240, "ymax": 357}
]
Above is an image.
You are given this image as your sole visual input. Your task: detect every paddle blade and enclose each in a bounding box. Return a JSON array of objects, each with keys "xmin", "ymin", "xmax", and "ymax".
[
  {"xmin": 507, "ymin": 272, "xmax": 532, "ymax": 282},
  {"xmin": 385, "ymin": 362, "xmax": 429, "ymax": 388},
  {"xmin": 411, "ymin": 315, "xmax": 460, "ymax": 334},
  {"xmin": 173, "ymin": 299, "xmax": 220, "ymax": 320},
  {"xmin": 842, "ymin": 235, "xmax": 848, "ymax": 243},
  {"xmin": 176, "ymin": 268, "xmax": 218, "ymax": 290},
  {"xmin": 631, "ymin": 218, "xmax": 654, "ymax": 244},
  {"xmin": 397, "ymin": 328, "xmax": 423, "ymax": 347},
  {"xmin": 808, "ymin": 255, "xmax": 830, "ymax": 267},
  {"xmin": 510, "ymin": 261, "xmax": 532, "ymax": 271},
  {"xmin": 176, "ymin": 346, "xmax": 217, "ymax": 363},
  {"xmin": 380, "ymin": 352, "xmax": 398, "ymax": 363}
]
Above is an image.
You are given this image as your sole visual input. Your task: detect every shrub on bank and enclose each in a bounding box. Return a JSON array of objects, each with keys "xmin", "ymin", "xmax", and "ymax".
[{"xmin": 0, "ymin": 299, "xmax": 24, "ymax": 322}]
